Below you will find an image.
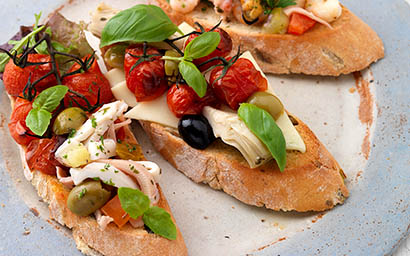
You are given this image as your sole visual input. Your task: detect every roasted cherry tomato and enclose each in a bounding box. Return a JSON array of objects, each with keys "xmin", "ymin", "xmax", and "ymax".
[
  {"xmin": 25, "ymin": 137, "xmax": 61, "ymax": 175},
  {"xmin": 209, "ymin": 58, "xmax": 267, "ymax": 110},
  {"xmin": 124, "ymin": 45, "xmax": 168, "ymax": 102},
  {"xmin": 3, "ymin": 54, "xmax": 57, "ymax": 96},
  {"xmin": 8, "ymin": 96, "xmax": 37, "ymax": 146},
  {"xmin": 185, "ymin": 28, "xmax": 232, "ymax": 72},
  {"xmin": 63, "ymin": 55, "xmax": 113, "ymax": 108},
  {"xmin": 167, "ymin": 84, "xmax": 218, "ymax": 118}
]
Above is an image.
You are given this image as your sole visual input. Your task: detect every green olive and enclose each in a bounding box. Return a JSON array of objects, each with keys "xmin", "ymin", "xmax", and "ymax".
[
  {"xmin": 104, "ymin": 44, "xmax": 128, "ymax": 68},
  {"xmin": 262, "ymin": 8, "xmax": 289, "ymax": 34},
  {"xmin": 164, "ymin": 50, "xmax": 181, "ymax": 77},
  {"xmin": 53, "ymin": 107, "xmax": 87, "ymax": 135},
  {"xmin": 247, "ymin": 91, "xmax": 284, "ymax": 120},
  {"xmin": 67, "ymin": 180, "xmax": 111, "ymax": 216},
  {"xmin": 116, "ymin": 141, "xmax": 144, "ymax": 161}
]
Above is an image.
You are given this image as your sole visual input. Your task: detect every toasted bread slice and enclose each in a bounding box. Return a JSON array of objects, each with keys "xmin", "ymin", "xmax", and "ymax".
[
  {"xmin": 10, "ymin": 98, "xmax": 188, "ymax": 256},
  {"xmin": 140, "ymin": 113, "xmax": 349, "ymax": 212},
  {"xmin": 153, "ymin": 0, "xmax": 384, "ymax": 76}
]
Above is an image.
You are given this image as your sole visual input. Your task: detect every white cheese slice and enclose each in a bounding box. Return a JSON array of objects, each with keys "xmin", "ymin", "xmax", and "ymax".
[
  {"xmin": 111, "ymin": 81, "xmax": 138, "ymax": 107},
  {"xmin": 105, "ymin": 68, "xmax": 125, "ymax": 88},
  {"xmin": 240, "ymin": 51, "xmax": 306, "ymax": 153},
  {"xmin": 125, "ymin": 93, "xmax": 179, "ymax": 129}
]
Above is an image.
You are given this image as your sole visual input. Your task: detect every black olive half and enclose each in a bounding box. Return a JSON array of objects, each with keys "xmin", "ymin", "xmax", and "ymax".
[{"xmin": 178, "ymin": 115, "xmax": 216, "ymax": 150}]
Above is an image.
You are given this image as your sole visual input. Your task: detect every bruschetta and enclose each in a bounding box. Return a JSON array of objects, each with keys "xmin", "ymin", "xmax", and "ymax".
[
  {"xmin": 0, "ymin": 12, "xmax": 187, "ymax": 256},
  {"xmin": 151, "ymin": 0, "xmax": 384, "ymax": 76},
  {"xmin": 92, "ymin": 4, "xmax": 349, "ymax": 212}
]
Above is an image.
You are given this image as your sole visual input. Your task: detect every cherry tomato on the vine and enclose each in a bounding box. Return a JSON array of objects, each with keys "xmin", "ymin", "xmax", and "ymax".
[
  {"xmin": 209, "ymin": 58, "xmax": 268, "ymax": 110},
  {"xmin": 167, "ymin": 84, "xmax": 219, "ymax": 118},
  {"xmin": 3, "ymin": 54, "xmax": 57, "ymax": 96},
  {"xmin": 8, "ymin": 96, "xmax": 37, "ymax": 146},
  {"xmin": 63, "ymin": 55, "xmax": 113, "ymax": 108},
  {"xmin": 185, "ymin": 28, "xmax": 232, "ymax": 72},
  {"xmin": 124, "ymin": 45, "xmax": 168, "ymax": 102},
  {"xmin": 25, "ymin": 137, "xmax": 61, "ymax": 176}
]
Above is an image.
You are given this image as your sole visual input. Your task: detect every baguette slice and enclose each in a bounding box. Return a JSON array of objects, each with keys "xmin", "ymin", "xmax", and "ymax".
[
  {"xmin": 10, "ymin": 97, "xmax": 188, "ymax": 256},
  {"xmin": 140, "ymin": 112, "xmax": 349, "ymax": 212},
  {"xmin": 152, "ymin": 0, "xmax": 384, "ymax": 76}
]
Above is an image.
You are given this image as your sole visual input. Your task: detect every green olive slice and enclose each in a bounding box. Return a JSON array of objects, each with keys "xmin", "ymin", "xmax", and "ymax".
[
  {"xmin": 52, "ymin": 107, "xmax": 87, "ymax": 135},
  {"xmin": 104, "ymin": 44, "xmax": 128, "ymax": 69},
  {"xmin": 67, "ymin": 180, "xmax": 111, "ymax": 216},
  {"xmin": 247, "ymin": 91, "xmax": 284, "ymax": 120},
  {"xmin": 164, "ymin": 50, "xmax": 180, "ymax": 77}
]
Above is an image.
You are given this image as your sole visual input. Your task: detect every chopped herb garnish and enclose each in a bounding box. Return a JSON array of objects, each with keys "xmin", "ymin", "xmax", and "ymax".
[
  {"xmin": 100, "ymin": 135, "xmax": 105, "ymax": 146},
  {"xmin": 102, "ymin": 107, "xmax": 110, "ymax": 115},
  {"xmin": 92, "ymin": 177, "xmax": 100, "ymax": 181},
  {"xmin": 68, "ymin": 129, "xmax": 76, "ymax": 138},
  {"xmin": 104, "ymin": 179, "xmax": 115, "ymax": 186},
  {"xmin": 63, "ymin": 154, "xmax": 68, "ymax": 159},
  {"xmin": 78, "ymin": 188, "xmax": 87, "ymax": 199},
  {"xmin": 91, "ymin": 117, "xmax": 97, "ymax": 128}
]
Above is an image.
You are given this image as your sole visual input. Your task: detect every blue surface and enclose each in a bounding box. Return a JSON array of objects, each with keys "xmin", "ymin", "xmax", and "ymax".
[{"xmin": 0, "ymin": 0, "xmax": 408, "ymax": 255}]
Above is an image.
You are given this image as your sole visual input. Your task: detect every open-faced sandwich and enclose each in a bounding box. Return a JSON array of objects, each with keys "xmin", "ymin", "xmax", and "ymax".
[
  {"xmin": 0, "ymin": 12, "xmax": 187, "ymax": 256},
  {"xmin": 144, "ymin": 0, "xmax": 384, "ymax": 76},
  {"xmin": 90, "ymin": 4, "xmax": 349, "ymax": 212}
]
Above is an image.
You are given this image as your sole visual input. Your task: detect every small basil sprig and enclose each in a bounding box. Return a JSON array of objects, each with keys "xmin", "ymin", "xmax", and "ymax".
[
  {"xmin": 163, "ymin": 32, "xmax": 221, "ymax": 97},
  {"xmin": 0, "ymin": 25, "xmax": 45, "ymax": 72},
  {"xmin": 118, "ymin": 187, "xmax": 150, "ymax": 218},
  {"xmin": 100, "ymin": 5, "xmax": 180, "ymax": 48},
  {"xmin": 178, "ymin": 61, "xmax": 208, "ymax": 98},
  {"xmin": 118, "ymin": 187, "xmax": 177, "ymax": 240},
  {"xmin": 238, "ymin": 103, "xmax": 287, "ymax": 171},
  {"xmin": 143, "ymin": 206, "xmax": 177, "ymax": 240},
  {"xmin": 183, "ymin": 32, "xmax": 220, "ymax": 61},
  {"xmin": 26, "ymin": 85, "xmax": 69, "ymax": 136}
]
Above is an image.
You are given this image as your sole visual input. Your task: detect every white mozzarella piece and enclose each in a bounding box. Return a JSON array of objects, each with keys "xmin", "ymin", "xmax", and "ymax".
[
  {"xmin": 111, "ymin": 81, "xmax": 138, "ymax": 107},
  {"xmin": 240, "ymin": 51, "xmax": 306, "ymax": 153},
  {"xmin": 125, "ymin": 93, "xmax": 179, "ymax": 129},
  {"xmin": 87, "ymin": 139, "xmax": 117, "ymax": 160},
  {"xmin": 70, "ymin": 162, "xmax": 138, "ymax": 189}
]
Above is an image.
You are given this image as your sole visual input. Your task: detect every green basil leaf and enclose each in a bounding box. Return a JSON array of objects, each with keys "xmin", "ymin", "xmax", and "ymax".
[
  {"xmin": 238, "ymin": 103, "xmax": 287, "ymax": 171},
  {"xmin": 100, "ymin": 5, "xmax": 179, "ymax": 47},
  {"xmin": 184, "ymin": 32, "xmax": 220, "ymax": 60},
  {"xmin": 118, "ymin": 187, "xmax": 150, "ymax": 219},
  {"xmin": 178, "ymin": 60, "xmax": 207, "ymax": 98},
  {"xmin": 32, "ymin": 85, "xmax": 68, "ymax": 112},
  {"xmin": 26, "ymin": 108, "xmax": 52, "ymax": 136},
  {"xmin": 275, "ymin": 0, "xmax": 296, "ymax": 8},
  {"xmin": 0, "ymin": 25, "xmax": 45, "ymax": 72},
  {"xmin": 143, "ymin": 206, "xmax": 177, "ymax": 240}
]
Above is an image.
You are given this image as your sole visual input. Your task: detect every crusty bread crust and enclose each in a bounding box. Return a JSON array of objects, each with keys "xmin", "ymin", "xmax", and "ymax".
[
  {"xmin": 10, "ymin": 98, "xmax": 187, "ymax": 256},
  {"xmin": 140, "ymin": 113, "xmax": 349, "ymax": 212},
  {"xmin": 153, "ymin": 0, "xmax": 384, "ymax": 76}
]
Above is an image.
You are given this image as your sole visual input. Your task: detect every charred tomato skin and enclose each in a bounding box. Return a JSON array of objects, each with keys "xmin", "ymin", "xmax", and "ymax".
[
  {"xmin": 209, "ymin": 58, "xmax": 267, "ymax": 110},
  {"xmin": 3, "ymin": 54, "xmax": 57, "ymax": 96},
  {"xmin": 185, "ymin": 28, "xmax": 232, "ymax": 72},
  {"xmin": 124, "ymin": 45, "xmax": 168, "ymax": 102},
  {"xmin": 167, "ymin": 84, "xmax": 219, "ymax": 118},
  {"xmin": 63, "ymin": 55, "xmax": 113, "ymax": 108},
  {"xmin": 8, "ymin": 96, "xmax": 37, "ymax": 146},
  {"xmin": 25, "ymin": 137, "xmax": 62, "ymax": 176}
]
